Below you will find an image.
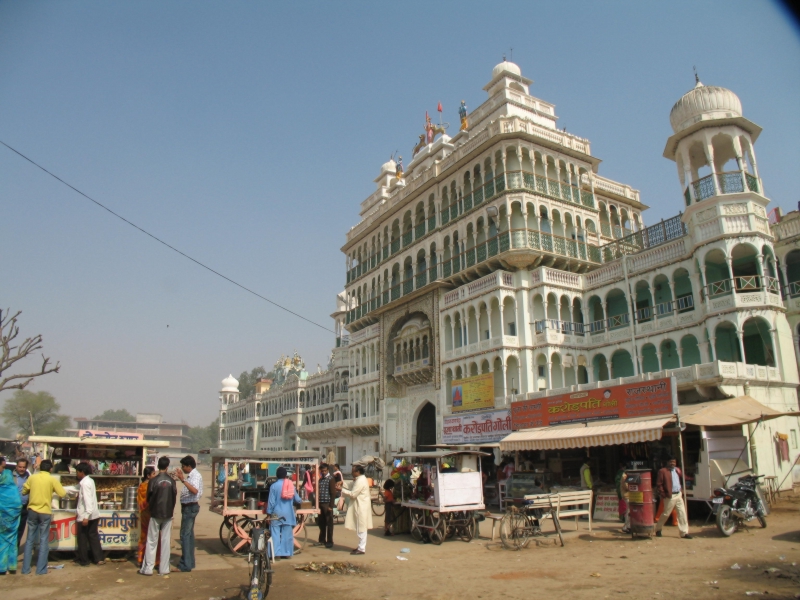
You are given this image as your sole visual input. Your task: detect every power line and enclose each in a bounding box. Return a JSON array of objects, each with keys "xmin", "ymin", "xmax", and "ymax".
[{"xmin": 0, "ymin": 139, "xmax": 335, "ymax": 334}]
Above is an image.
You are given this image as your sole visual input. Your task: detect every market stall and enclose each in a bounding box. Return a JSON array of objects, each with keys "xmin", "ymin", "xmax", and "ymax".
[
  {"xmin": 392, "ymin": 450, "xmax": 487, "ymax": 545},
  {"xmin": 201, "ymin": 449, "xmax": 319, "ymax": 555},
  {"xmin": 29, "ymin": 435, "xmax": 170, "ymax": 553}
]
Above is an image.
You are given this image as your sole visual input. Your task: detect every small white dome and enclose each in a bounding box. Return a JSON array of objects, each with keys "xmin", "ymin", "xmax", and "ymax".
[
  {"xmin": 492, "ymin": 60, "xmax": 521, "ymax": 79},
  {"xmin": 669, "ymin": 80, "xmax": 742, "ymax": 133},
  {"xmin": 380, "ymin": 159, "xmax": 397, "ymax": 174},
  {"xmin": 221, "ymin": 374, "xmax": 239, "ymax": 393}
]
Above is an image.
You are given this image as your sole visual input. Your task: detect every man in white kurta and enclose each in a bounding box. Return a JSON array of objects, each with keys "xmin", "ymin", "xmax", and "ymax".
[{"xmin": 341, "ymin": 464, "xmax": 373, "ymax": 554}]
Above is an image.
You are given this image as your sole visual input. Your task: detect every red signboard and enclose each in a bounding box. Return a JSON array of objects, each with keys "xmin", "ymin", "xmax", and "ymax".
[{"xmin": 511, "ymin": 377, "xmax": 677, "ymax": 430}]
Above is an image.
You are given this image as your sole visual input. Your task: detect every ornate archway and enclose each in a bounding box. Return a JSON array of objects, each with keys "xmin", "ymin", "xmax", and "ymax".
[{"xmin": 415, "ymin": 402, "xmax": 436, "ymax": 452}]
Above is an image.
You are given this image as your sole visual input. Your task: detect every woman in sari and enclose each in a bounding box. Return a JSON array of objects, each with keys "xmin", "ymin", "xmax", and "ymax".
[
  {"xmin": 0, "ymin": 456, "xmax": 23, "ymax": 575},
  {"xmin": 136, "ymin": 466, "xmax": 158, "ymax": 567}
]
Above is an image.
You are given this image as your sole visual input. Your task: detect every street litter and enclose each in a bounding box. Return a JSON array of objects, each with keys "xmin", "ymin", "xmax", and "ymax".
[
  {"xmin": 397, "ymin": 556, "xmax": 409, "ymax": 561},
  {"xmin": 731, "ymin": 563, "xmax": 741, "ymax": 570},
  {"xmin": 400, "ymin": 548, "xmax": 411, "ymax": 553},
  {"xmin": 590, "ymin": 572, "xmax": 602, "ymax": 577},
  {"xmin": 48, "ymin": 564, "xmax": 64, "ymax": 570},
  {"xmin": 294, "ymin": 562, "xmax": 366, "ymax": 575}
]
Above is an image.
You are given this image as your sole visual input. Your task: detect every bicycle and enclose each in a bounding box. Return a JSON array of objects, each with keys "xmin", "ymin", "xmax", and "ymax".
[
  {"xmin": 499, "ymin": 501, "xmax": 562, "ymax": 550},
  {"xmin": 246, "ymin": 514, "xmax": 283, "ymax": 600},
  {"xmin": 370, "ymin": 486, "xmax": 386, "ymax": 516}
]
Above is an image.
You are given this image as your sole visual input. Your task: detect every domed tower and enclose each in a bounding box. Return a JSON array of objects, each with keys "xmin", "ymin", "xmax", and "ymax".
[
  {"xmin": 664, "ymin": 77, "xmax": 797, "ymax": 388},
  {"xmin": 664, "ymin": 77, "xmax": 763, "ymax": 213},
  {"xmin": 218, "ymin": 374, "xmax": 239, "ymax": 447}
]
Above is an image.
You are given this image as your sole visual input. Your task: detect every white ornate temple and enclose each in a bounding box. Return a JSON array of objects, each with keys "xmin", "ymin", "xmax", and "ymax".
[{"xmin": 217, "ymin": 61, "xmax": 800, "ymax": 488}]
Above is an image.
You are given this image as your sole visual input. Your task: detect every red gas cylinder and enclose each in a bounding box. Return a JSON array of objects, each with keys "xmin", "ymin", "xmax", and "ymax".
[{"xmin": 627, "ymin": 470, "xmax": 654, "ymax": 537}]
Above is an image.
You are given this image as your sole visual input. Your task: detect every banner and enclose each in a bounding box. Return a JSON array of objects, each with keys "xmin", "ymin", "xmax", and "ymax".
[
  {"xmin": 49, "ymin": 510, "xmax": 140, "ymax": 551},
  {"xmin": 451, "ymin": 372, "xmax": 495, "ymax": 413},
  {"xmin": 442, "ymin": 409, "xmax": 511, "ymax": 445},
  {"xmin": 79, "ymin": 430, "xmax": 144, "ymax": 440},
  {"xmin": 511, "ymin": 377, "xmax": 677, "ymax": 430}
]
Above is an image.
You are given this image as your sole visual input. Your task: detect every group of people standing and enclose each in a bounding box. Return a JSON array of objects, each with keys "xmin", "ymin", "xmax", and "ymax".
[{"xmin": 0, "ymin": 452, "xmax": 204, "ymax": 577}]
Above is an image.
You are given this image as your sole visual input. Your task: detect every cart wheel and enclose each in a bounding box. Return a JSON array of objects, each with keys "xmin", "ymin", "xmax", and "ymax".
[
  {"xmin": 429, "ymin": 514, "xmax": 446, "ymax": 546},
  {"xmin": 293, "ymin": 518, "xmax": 308, "ymax": 554},
  {"xmin": 219, "ymin": 516, "xmax": 234, "ymax": 548},
  {"xmin": 460, "ymin": 517, "xmax": 477, "ymax": 542},
  {"xmin": 500, "ymin": 512, "xmax": 530, "ymax": 550},
  {"xmin": 444, "ymin": 514, "xmax": 456, "ymax": 540},
  {"xmin": 410, "ymin": 509, "xmax": 423, "ymax": 541},
  {"xmin": 228, "ymin": 517, "xmax": 255, "ymax": 556}
]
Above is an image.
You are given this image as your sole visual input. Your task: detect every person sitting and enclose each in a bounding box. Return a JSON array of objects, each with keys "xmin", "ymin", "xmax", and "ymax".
[{"xmin": 52, "ymin": 457, "xmax": 72, "ymax": 474}]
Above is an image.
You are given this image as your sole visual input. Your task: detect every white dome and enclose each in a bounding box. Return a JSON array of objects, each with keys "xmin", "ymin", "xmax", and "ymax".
[
  {"xmin": 380, "ymin": 159, "xmax": 397, "ymax": 174},
  {"xmin": 669, "ymin": 81, "xmax": 742, "ymax": 134},
  {"xmin": 221, "ymin": 374, "xmax": 239, "ymax": 393},
  {"xmin": 492, "ymin": 60, "xmax": 521, "ymax": 79}
]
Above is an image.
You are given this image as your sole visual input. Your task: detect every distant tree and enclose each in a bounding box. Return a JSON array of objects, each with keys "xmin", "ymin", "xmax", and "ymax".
[
  {"xmin": 187, "ymin": 418, "xmax": 220, "ymax": 452},
  {"xmin": 2, "ymin": 390, "xmax": 71, "ymax": 437},
  {"xmin": 237, "ymin": 366, "xmax": 267, "ymax": 400},
  {"xmin": 0, "ymin": 309, "xmax": 60, "ymax": 393},
  {"xmin": 93, "ymin": 408, "xmax": 136, "ymax": 422},
  {"xmin": 0, "ymin": 422, "xmax": 13, "ymax": 438}
]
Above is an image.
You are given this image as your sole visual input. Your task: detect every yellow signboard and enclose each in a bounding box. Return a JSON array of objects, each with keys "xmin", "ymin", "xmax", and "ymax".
[{"xmin": 451, "ymin": 372, "xmax": 495, "ymax": 413}]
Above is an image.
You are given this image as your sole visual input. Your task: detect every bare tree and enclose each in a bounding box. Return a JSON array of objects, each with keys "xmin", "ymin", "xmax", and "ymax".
[{"xmin": 0, "ymin": 309, "xmax": 60, "ymax": 393}]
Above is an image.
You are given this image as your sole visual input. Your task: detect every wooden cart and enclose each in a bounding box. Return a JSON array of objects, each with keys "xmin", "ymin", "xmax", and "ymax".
[
  {"xmin": 202, "ymin": 449, "xmax": 319, "ymax": 556},
  {"xmin": 29, "ymin": 435, "xmax": 170, "ymax": 554},
  {"xmin": 395, "ymin": 450, "xmax": 487, "ymax": 545}
]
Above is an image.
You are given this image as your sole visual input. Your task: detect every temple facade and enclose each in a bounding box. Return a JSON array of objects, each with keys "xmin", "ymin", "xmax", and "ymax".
[{"xmin": 218, "ymin": 61, "xmax": 800, "ymax": 486}]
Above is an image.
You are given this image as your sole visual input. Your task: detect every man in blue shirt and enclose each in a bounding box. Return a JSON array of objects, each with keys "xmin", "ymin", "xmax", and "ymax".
[{"xmin": 13, "ymin": 458, "xmax": 31, "ymax": 549}]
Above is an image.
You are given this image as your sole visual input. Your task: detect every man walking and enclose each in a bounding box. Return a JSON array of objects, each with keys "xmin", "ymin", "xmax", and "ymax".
[
  {"xmin": 655, "ymin": 456, "xmax": 692, "ymax": 539},
  {"xmin": 13, "ymin": 458, "xmax": 30, "ymax": 550},
  {"xmin": 21, "ymin": 459, "xmax": 66, "ymax": 575},
  {"xmin": 315, "ymin": 464, "xmax": 335, "ymax": 548},
  {"xmin": 75, "ymin": 462, "xmax": 104, "ymax": 566},
  {"xmin": 340, "ymin": 464, "xmax": 372, "ymax": 555},
  {"xmin": 140, "ymin": 456, "xmax": 176, "ymax": 576},
  {"xmin": 174, "ymin": 455, "xmax": 202, "ymax": 572}
]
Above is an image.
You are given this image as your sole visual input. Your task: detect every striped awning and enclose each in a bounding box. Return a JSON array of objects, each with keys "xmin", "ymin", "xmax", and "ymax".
[{"xmin": 499, "ymin": 417, "xmax": 674, "ymax": 451}]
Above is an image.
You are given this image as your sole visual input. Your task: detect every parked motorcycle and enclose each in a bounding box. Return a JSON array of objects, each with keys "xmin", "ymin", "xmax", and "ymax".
[{"xmin": 712, "ymin": 474, "xmax": 768, "ymax": 536}]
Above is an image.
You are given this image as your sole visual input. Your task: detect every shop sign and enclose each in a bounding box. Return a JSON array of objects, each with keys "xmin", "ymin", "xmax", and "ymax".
[
  {"xmin": 451, "ymin": 372, "xmax": 495, "ymax": 413},
  {"xmin": 79, "ymin": 429, "xmax": 144, "ymax": 440},
  {"xmin": 593, "ymin": 493, "xmax": 621, "ymax": 522},
  {"xmin": 511, "ymin": 377, "xmax": 677, "ymax": 430},
  {"xmin": 442, "ymin": 409, "xmax": 511, "ymax": 444},
  {"xmin": 49, "ymin": 511, "xmax": 140, "ymax": 550}
]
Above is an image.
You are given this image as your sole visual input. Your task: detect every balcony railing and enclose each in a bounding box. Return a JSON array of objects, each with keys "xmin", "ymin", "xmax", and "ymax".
[
  {"xmin": 504, "ymin": 170, "xmax": 595, "ymax": 208},
  {"xmin": 587, "ymin": 313, "xmax": 630, "ymax": 334},
  {"xmin": 601, "ymin": 214, "xmax": 687, "ymax": 262},
  {"xmin": 784, "ymin": 281, "xmax": 800, "ymax": 299},
  {"xmin": 635, "ymin": 295, "xmax": 694, "ymax": 323},
  {"xmin": 704, "ymin": 276, "xmax": 780, "ymax": 299},
  {"xmin": 686, "ymin": 171, "xmax": 760, "ymax": 204},
  {"xmin": 533, "ymin": 319, "xmax": 585, "ymax": 335}
]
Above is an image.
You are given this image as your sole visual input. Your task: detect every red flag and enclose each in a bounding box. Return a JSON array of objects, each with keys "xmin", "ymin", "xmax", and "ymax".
[{"xmin": 437, "ymin": 102, "xmax": 443, "ymax": 112}]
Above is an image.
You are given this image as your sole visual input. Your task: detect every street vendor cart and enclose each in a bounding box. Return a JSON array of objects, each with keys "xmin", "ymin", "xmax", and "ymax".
[
  {"xmin": 394, "ymin": 450, "xmax": 487, "ymax": 545},
  {"xmin": 202, "ymin": 449, "xmax": 319, "ymax": 556},
  {"xmin": 29, "ymin": 435, "xmax": 170, "ymax": 555}
]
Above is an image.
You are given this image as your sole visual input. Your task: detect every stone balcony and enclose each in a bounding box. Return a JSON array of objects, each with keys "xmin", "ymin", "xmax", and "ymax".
[
  {"xmin": 393, "ymin": 357, "xmax": 433, "ymax": 386},
  {"xmin": 296, "ymin": 415, "xmax": 380, "ymax": 439},
  {"xmin": 443, "ymin": 335, "xmax": 519, "ymax": 363}
]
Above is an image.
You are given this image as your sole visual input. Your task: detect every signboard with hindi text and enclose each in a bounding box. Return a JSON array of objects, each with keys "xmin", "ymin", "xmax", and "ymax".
[
  {"xmin": 442, "ymin": 409, "xmax": 511, "ymax": 445},
  {"xmin": 49, "ymin": 510, "xmax": 140, "ymax": 551},
  {"xmin": 451, "ymin": 372, "xmax": 495, "ymax": 413},
  {"xmin": 79, "ymin": 430, "xmax": 144, "ymax": 440},
  {"xmin": 511, "ymin": 377, "xmax": 677, "ymax": 430}
]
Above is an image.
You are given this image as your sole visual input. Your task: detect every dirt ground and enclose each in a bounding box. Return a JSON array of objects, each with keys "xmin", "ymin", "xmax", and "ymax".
[{"xmin": 2, "ymin": 467, "xmax": 800, "ymax": 600}]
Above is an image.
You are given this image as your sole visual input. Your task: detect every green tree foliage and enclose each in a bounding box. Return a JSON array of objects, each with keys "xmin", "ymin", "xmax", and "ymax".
[
  {"xmin": 1, "ymin": 390, "xmax": 71, "ymax": 437},
  {"xmin": 187, "ymin": 418, "xmax": 219, "ymax": 452},
  {"xmin": 237, "ymin": 366, "xmax": 267, "ymax": 400},
  {"xmin": 92, "ymin": 408, "xmax": 136, "ymax": 422}
]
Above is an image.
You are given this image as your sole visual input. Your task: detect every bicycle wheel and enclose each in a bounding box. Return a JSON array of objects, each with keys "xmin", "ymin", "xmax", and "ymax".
[
  {"xmin": 500, "ymin": 512, "xmax": 530, "ymax": 550},
  {"xmin": 459, "ymin": 516, "xmax": 477, "ymax": 542},
  {"xmin": 371, "ymin": 493, "xmax": 385, "ymax": 516},
  {"xmin": 248, "ymin": 552, "xmax": 273, "ymax": 599},
  {"xmin": 228, "ymin": 517, "xmax": 255, "ymax": 556}
]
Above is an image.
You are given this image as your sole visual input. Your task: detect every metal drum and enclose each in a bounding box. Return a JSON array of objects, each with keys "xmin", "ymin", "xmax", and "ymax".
[
  {"xmin": 122, "ymin": 486, "xmax": 139, "ymax": 511},
  {"xmin": 246, "ymin": 497, "xmax": 259, "ymax": 511},
  {"xmin": 627, "ymin": 470, "xmax": 655, "ymax": 537}
]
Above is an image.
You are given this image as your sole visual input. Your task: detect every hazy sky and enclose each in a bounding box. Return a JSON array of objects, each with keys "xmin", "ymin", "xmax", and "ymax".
[{"xmin": 1, "ymin": 1, "xmax": 799, "ymax": 427}]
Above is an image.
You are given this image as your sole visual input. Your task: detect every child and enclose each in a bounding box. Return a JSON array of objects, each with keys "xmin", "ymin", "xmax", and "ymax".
[{"xmin": 383, "ymin": 479, "xmax": 396, "ymax": 536}]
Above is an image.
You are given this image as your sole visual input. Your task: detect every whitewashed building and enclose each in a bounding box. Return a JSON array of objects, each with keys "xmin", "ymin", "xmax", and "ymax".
[{"xmin": 219, "ymin": 61, "xmax": 800, "ymax": 489}]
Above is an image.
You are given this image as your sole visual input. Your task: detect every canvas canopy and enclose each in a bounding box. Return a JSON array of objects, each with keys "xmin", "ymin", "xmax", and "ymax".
[{"xmin": 678, "ymin": 395, "xmax": 800, "ymax": 427}]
